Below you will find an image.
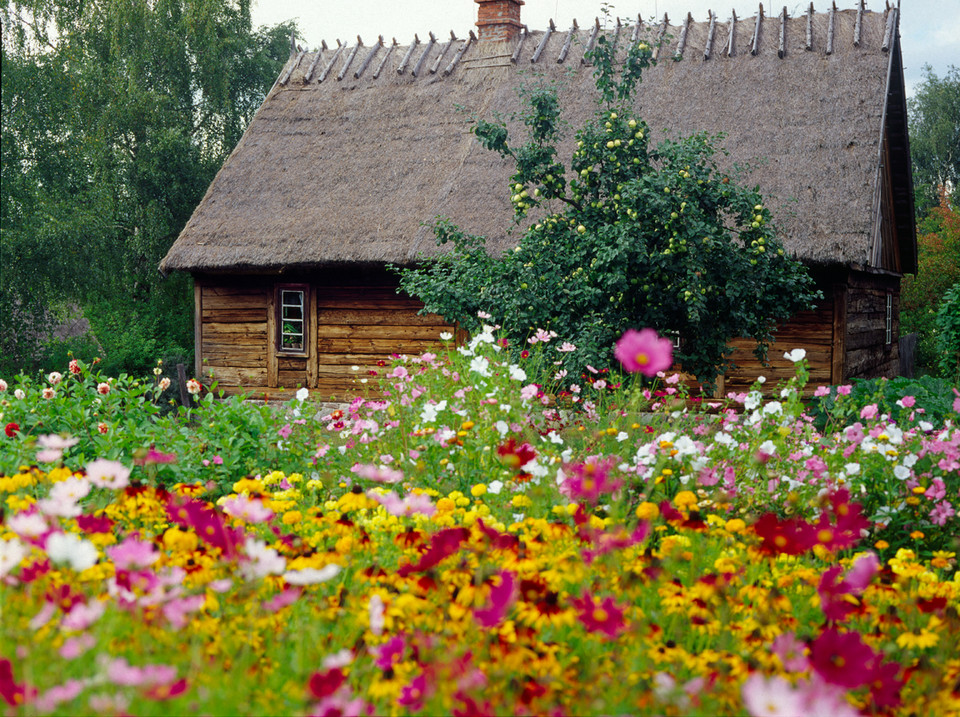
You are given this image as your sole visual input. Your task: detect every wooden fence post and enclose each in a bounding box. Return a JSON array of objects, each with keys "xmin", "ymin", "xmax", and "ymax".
[{"xmin": 177, "ymin": 363, "xmax": 190, "ymax": 406}]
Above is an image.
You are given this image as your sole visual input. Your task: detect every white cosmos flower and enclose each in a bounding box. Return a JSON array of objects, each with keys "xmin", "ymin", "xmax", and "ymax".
[
  {"xmin": 283, "ymin": 564, "xmax": 341, "ymax": 585},
  {"xmin": 46, "ymin": 532, "xmax": 99, "ymax": 572},
  {"xmin": 0, "ymin": 538, "xmax": 29, "ymax": 578},
  {"xmin": 487, "ymin": 480, "xmax": 503, "ymax": 495},
  {"xmin": 439, "ymin": 331, "xmax": 453, "ymax": 341},
  {"xmin": 744, "ymin": 391, "xmax": 762, "ymax": 411},
  {"xmin": 509, "ymin": 365, "xmax": 527, "ymax": 381},
  {"xmin": 296, "ymin": 387, "xmax": 309, "ymax": 401},
  {"xmin": 470, "ymin": 356, "xmax": 491, "ymax": 377},
  {"xmin": 783, "ymin": 348, "xmax": 806, "ymax": 363}
]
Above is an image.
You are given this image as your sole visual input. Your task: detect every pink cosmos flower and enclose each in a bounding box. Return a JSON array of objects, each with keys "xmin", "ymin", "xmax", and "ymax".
[
  {"xmin": 106, "ymin": 535, "xmax": 159, "ymax": 570},
  {"xmin": 860, "ymin": 403, "xmax": 878, "ymax": 419},
  {"xmin": 813, "ymin": 385, "xmax": 830, "ymax": 398},
  {"xmin": 62, "ymin": 599, "xmax": 106, "ymax": 631},
  {"xmin": 369, "ymin": 594, "xmax": 385, "ymax": 636},
  {"xmin": 34, "ymin": 679, "xmax": 85, "ymax": 713},
  {"xmin": 86, "ymin": 459, "xmax": 130, "ymax": 490},
  {"xmin": 741, "ymin": 674, "xmax": 808, "ymax": 717},
  {"xmin": 262, "ymin": 588, "xmax": 301, "ymax": 613},
  {"xmin": 474, "ymin": 570, "xmax": 517, "ymax": 628},
  {"xmin": 105, "ymin": 657, "xmax": 177, "ymax": 687},
  {"xmin": 614, "ymin": 328, "xmax": 673, "ymax": 376},
  {"xmin": 771, "ymin": 633, "xmax": 809, "ymax": 672},
  {"xmin": 557, "ymin": 342, "xmax": 577, "ymax": 352},
  {"xmin": 135, "ymin": 448, "xmax": 177, "ymax": 465},
  {"xmin": 560, "ymin": 456, "xmax": 623, "ymax": 504},
  {"xmin": 222, "ymin": 495, "xmax": 274, "ymax": 523},
  {"xmin": 351, "ymin": 463, "xmax": 404, "ymax": 484},
  {"xmin": 398, "ymin": 673, "xmax": 431, "ymax": 711},
  {"xmin": 59, "ymin": 634, "xmax": 96, "ymax": 659},
  {"xmin": 162, "ymin": 595, "xmax": 205, "ymax": 629},
  {"xmin": 930, "ymin": 501, "xmax": 955, "ymax": 526},
  {"xmin": 836, "ymin": 385, "xmax": 852, "ymax": 396},
  {"xmin": 373, "ymin": 634, "xmax": 406, "ymax": 670}
]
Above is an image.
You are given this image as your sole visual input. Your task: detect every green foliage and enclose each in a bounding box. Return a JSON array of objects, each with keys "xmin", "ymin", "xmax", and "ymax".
[
  {"xmin": 900, "ymin": 194, "xmax": 960, "ymax": 373},
  {"xmin": 397, "ymin": 34, "xmax": 820, "ymax": 391},
  {"xmin": 908, "ymin": 65, "xmax": 960, "ymax": 217},
  {"xmin": 809, "ymin": 374, "xmax": 959, "ymax": 432},
  {"xmin": 0, "ymin": 0, "xmax": 294, "ymax": 376},
  {"xmin": 936, "ymin": 283, "xmax": 960, "ymax": 383}
]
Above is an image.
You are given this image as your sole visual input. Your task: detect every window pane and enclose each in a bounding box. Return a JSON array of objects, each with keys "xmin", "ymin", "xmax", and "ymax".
[
  {"xmin": 283, "ymin": 306, "xmax": 302, "ymax": 320},
  {"xmin": 281, "ymin": 290, "xmax": 303, "ymax": 308}
]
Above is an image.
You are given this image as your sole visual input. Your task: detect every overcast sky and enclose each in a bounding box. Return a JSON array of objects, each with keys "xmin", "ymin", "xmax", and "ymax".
[{"xmin": 250, "ymin": 0, "xmax": 958, "ymax": 97}]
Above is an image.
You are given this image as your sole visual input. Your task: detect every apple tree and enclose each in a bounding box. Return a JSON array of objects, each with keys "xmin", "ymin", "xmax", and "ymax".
[{"xmin": 397, "ymin": 33, "xmax": 820, "ymax": 390}]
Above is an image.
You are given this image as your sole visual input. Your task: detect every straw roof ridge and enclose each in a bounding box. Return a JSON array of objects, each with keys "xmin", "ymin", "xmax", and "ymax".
[{"xmin": 160, "ymin": 2, "xmax": 909, "ymax": 274}]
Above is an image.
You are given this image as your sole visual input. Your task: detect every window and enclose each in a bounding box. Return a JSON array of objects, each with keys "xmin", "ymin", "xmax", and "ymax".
[
  {"xmin": 278, "ymin": 286, "xmax": 307, "ymax": 353},
  {"xmin": 885, "ymin": 293, "xmax": 893, "ymax": 345}
]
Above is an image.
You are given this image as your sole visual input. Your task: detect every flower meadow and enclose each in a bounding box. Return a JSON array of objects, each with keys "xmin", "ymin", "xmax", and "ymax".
[{"xmin": 1, "ymin": 332, "xmax": 960, "ymax": 716}]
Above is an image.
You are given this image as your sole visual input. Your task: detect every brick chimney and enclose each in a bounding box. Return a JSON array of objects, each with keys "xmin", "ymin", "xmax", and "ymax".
[{"xmin": 475, "ymin": 0, "xmax": 524, "ymax": 42}]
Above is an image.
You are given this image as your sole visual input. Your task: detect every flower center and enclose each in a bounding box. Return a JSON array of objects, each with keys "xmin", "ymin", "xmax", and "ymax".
[{"xmin": 635, "ymin": 352, "xmax": 649, "ymax": 366}]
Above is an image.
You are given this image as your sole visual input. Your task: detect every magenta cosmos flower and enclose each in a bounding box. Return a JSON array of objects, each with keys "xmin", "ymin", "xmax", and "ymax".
[{"xmin": 614, "ymin": 328, "xmax": 673, "ymax": 376}]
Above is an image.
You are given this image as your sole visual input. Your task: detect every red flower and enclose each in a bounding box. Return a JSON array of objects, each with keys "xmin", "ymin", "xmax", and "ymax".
[
  {"xmin": 4, "ymin": 422, "xmax": 18, "ymax": 437},
  {"xmin": 572, "ymin": 591, "xmax": 627, "ymax": 639},
  {"xmin": 496, "ymin": 438, "xmax": 537, "ymax": 470},
  {"xmin": 474, "ymin": 570, "xmax": 517, "ymax": 628},
  {"xmin": 166, "ymin": 497, "xmax": 242, "ymax": 558},
  {"xmin": 753, "ymin": 513, "xmax": 817, "ymax": 555},
  {"xmin": 0, "ymin": 658, "xmax": 35, "ymax": 707},
  {"xmin": 307, "ymin": 668, "xmax": 346, "ymax": 700},
  {"xmin": 813, "ymin": 489, "xmax": 870, "ymax": 552},
  {"xmin": 76, "ymin": 513, "xmax": 115, "ymax": 534},
  {"xmin": 809, "ymin": 628, "xmax": 878, "ymax": 689},
  {"xmin": 397, "ymin": 527, "xmax": 470, "ymax": 577},
  {"xmin": 143, "ymin": 678, "xmax": 188, "ymax": 701}
]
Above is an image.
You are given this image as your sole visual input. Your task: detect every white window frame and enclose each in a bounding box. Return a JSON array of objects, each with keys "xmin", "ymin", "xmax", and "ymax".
[{"xmin": 277, "ymin": 285, "xmax": 308, "ymax": 355}]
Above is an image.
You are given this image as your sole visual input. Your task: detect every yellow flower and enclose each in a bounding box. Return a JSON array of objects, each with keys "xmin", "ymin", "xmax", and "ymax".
[
  {"xmin": 874, "ymin": 540, "xmax": 889, "ymax": 550},
  {"xmin": 673, "ymin": 491, "xmax": 698, "ymax": 510},
  {"xmin": 511, "ymin": 495, "xmax": 532, "ymax": 509},
  {"xmin": 282, "ymin": 510, "xmax": 302, "ymax": 525},
  {"xmin": 470, "ymin": 483, "xmax": 487, "ymax": 497},
  {"xmin": 725, "ymin": 518, "xmax": 746, "ymax": 534},
  {"xmin": 232, "ymin": 477, "xmax": 264, "ymax": 494},
  {"xmin": 436, "ymin": 497, "xmax": 456, "ymax": 513},
  {"xmin": 910, "ymin": 530, "xmax": 925, "ymax": 540},
  {"xmin": 896, "ymin": 625, "xmax": 939, "ymax": 650},
  {"xmin": 635, "ymin": 502, "xmax": 659, "ymax": 521}
]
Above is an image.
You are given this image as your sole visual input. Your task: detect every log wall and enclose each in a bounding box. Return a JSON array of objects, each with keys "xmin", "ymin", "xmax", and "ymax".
[
  {"xmin": 844, "ymin": 270, "xmax": 900, "ymax": 380},
  {"xmin": 194, "ymin": 272, "xmax": 453, "ymax": 401},
  {"xmin": 723, "ymin": 302, "xmax": 834, "ymax": 395}
]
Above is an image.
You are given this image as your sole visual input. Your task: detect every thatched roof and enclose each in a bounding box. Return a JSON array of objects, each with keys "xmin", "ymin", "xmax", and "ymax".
[{"xmin": 160, "ymin": 3, "xmax": 915, "ymax": 275}]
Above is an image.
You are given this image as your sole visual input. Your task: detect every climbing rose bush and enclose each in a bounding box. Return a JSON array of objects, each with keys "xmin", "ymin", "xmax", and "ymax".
[{"xmin": 1, "ymin": 329, "xmax": 959, "ymax": 715}]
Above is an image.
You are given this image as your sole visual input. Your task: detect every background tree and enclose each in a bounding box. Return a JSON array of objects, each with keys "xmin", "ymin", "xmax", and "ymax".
[
  {"xmin": 0, "ymin": 0, "xmax": 294, "ymax": 376},
  {"xmin": 908, "ymin": 65, "xmax": 959, "ymax": 218},
  {"xmin": 398, "ymin": 34, "xmax": 819, "ymax": 391},
  {"xmin": 900, "ymin": 190, "xmax": 960, "ymax": 374}
]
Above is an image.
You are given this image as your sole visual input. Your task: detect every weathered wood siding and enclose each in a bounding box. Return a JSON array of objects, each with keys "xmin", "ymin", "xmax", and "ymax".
[
  {"xmin": 194, "ymin": 273, "xmax": 453, "ymax": 400},
  {"xmin": 723, "ymin": 302, "xmax": 834, "ymax": 394},
  {"xmin": 844, "ymin": 271, "xmax": 900, "ymax": 380},
  {"xmin": 198, "ymin": 281, "xmax": 270, "ymax": 389},
  {"xmin": 314, "ymin": 285, "xmax": 452, "ymax": 399}
]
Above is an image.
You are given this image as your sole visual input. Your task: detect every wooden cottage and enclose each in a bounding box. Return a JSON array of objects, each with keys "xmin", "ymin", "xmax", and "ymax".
[{"xmin": 159, "ymin": 0, "xmax": 915, "ymax": 400}]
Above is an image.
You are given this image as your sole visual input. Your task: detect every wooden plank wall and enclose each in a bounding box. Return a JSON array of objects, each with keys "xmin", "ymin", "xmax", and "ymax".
[
  {"xmin": 198, "ymin": 281, "xmax": 270, "ymax": 389},
  {"xmin": 195, "ymin": 274, "xmax": 454, "ymax": 401},
  {"xmin": 723, "ymin": 302, "xmax": 834, "ymax": 394},
  {"xmin": 844, "ymin": 271, "xmax": 899, "ymax": 380},
  {"xmin": 314, "ymin": 285, "xmax": 452, "ymax": 400}
]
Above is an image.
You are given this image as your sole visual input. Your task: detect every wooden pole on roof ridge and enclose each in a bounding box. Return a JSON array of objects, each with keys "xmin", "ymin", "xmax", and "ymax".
[
  {"xmin": 778, "ymin": 6, "xmax": 787, "ymax": 58},
  {"xmin": 750, "ymin": 4, "xmax": 763, "ymax": 56},
  {"xmin": 397, "ymin": 34, "xmax": 420, "ymax": 74},
  {"xmin": 826, "ymin": 1, "xmax": 835, "ymax": 55},
  {"xmin": 279, "ymin": 48, "xmax": 306, "ymax": 86},
  {"xmin": 319, "ymin": 40, "xmax": 344, "ymax": 82},
  {"xmin": 355, "ymin": 36, "xmax": 383, "ymax": 79},
  {"xmin": 854, "ymin": 0, "xmax": 864, "ymax": 47},
  {"xmin": 303, "ymin": 44, "xmax": 324, "ymax": 83},
  {"xmin": 531, "ymin": 18, "xmax": 554, "ymax": 63},
  {"xmin": 373, "ymin": 38, "xmax": 398, "ymax": 79},
  {"xmin": 558, "ymin": 19, "xmax": 578, "ymax": 63},
  {"xmin": 675, "ymin": 13, "xmax": 692, "ymax": 59},
  {"xmin": 652, "ymin": 13, "xmax": 668, "ymax": 60},
  {"xmin": 430, "ymin": 30, "xmax": 457, "ymax": 74},
  {"xmin": 582, "ymin": 16, "xmax": 601, "ymax": 64},
  {"xmin": 805, "ymin": 3, "xmax": 813, "ymax": 51},
  {"xmin": 727, "ymin": 9, "xmax": 737, "ymax": 57},
  {"xmin": 705, "ymin": 10, "xmax": 717, "ymax": 60},
  {"xmin": 337, "ymin": 36, "xmax": 363, "ymax": 81},
  {"xmin": 881, "ymin": 5, "xmax": 896, "ymax": 52},
  {"xmin": 443, "ymin": 30, "xmax": 475, "ymax": 76},
  {"xmin": 412, "ymin": 31, "xmax": 437, "ymax": 77},
  {"xmin": 630, "ymin": 13, "xmax": 642, "ymax": 44},
  {"xmin": 510, "ymin": 26, "xmax": 528, "ymax": 63}
]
